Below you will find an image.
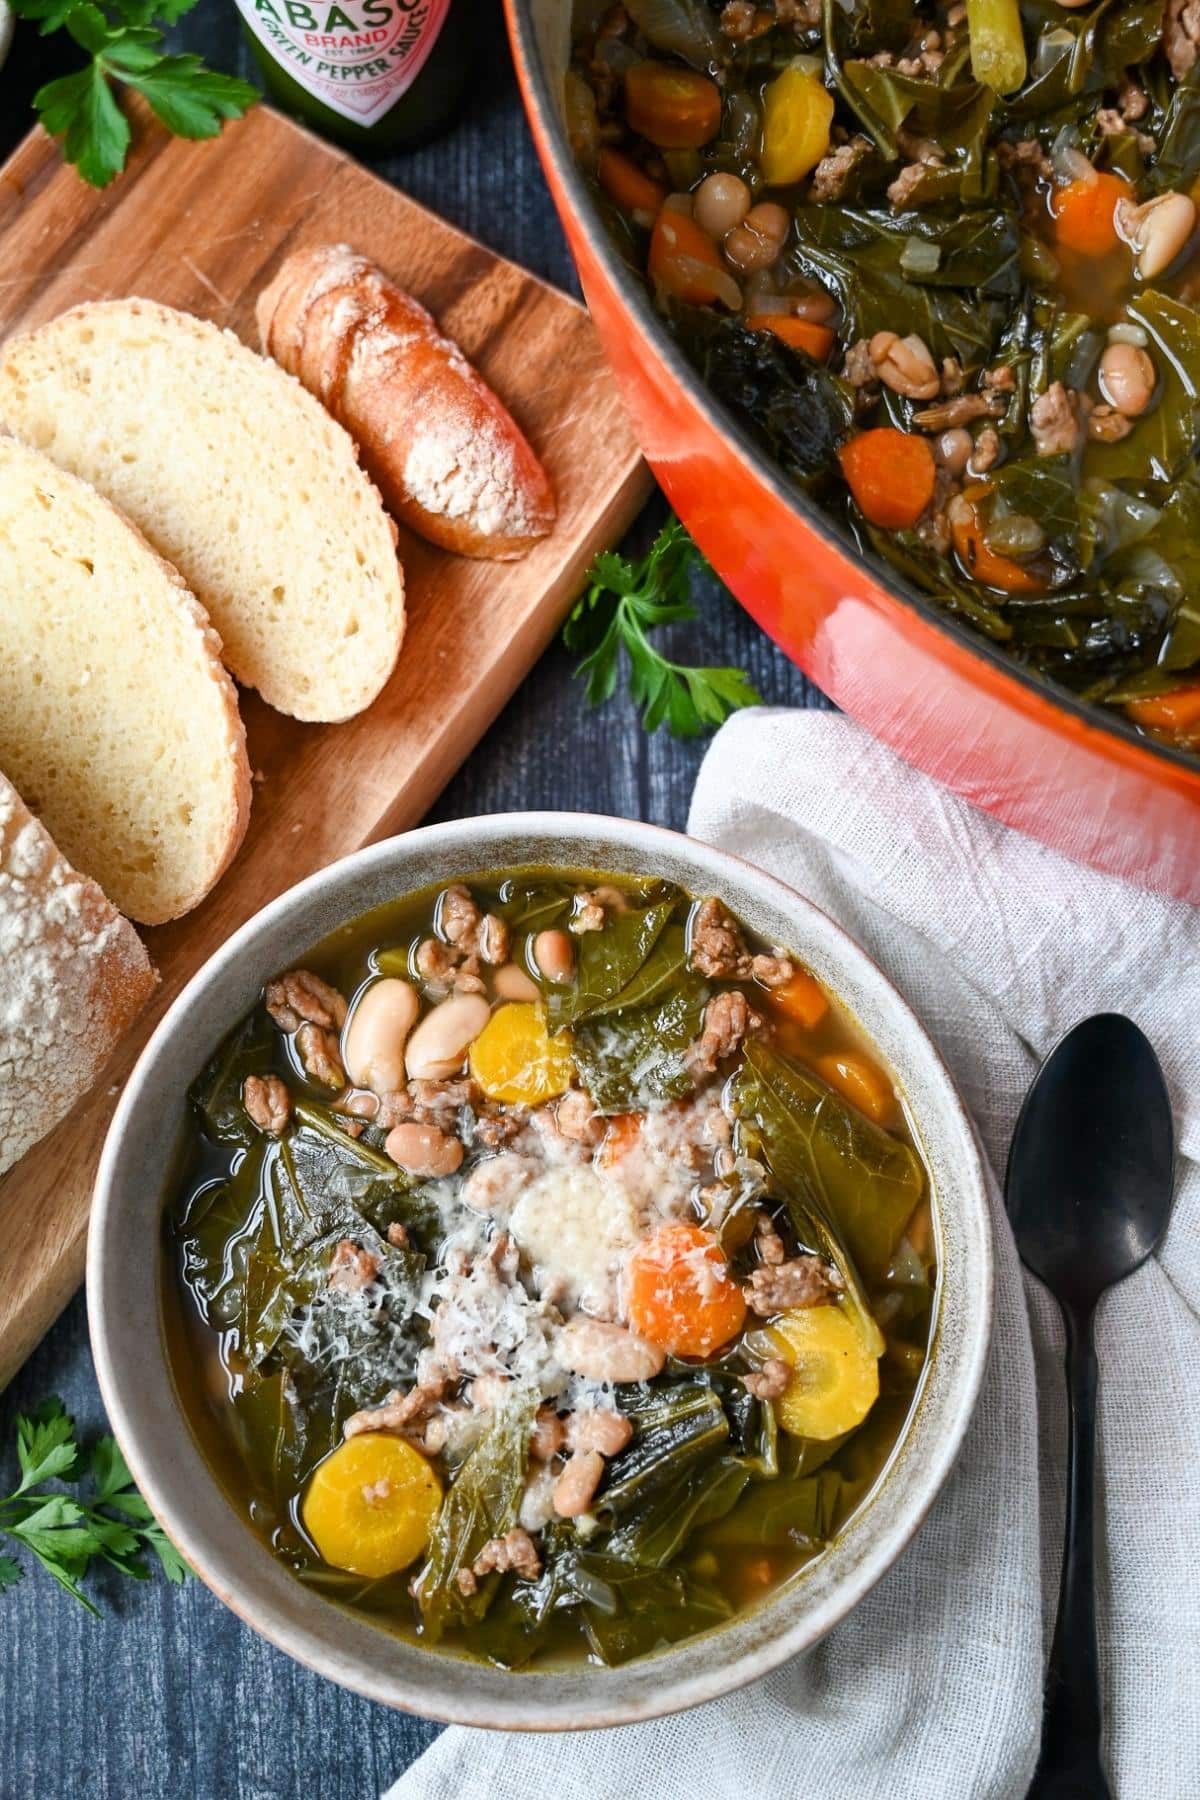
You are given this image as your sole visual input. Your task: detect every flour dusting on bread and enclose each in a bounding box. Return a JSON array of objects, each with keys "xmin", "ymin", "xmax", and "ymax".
[{"xmin": 0, "ymin": 771, "xmax": 156, "ymax": 1178}]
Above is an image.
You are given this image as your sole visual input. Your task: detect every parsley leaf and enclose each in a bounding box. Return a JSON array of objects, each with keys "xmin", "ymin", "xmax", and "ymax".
[
  {"xmin": 564, "ymin": 518, "xmax": 761, "ymax": 738},
  {"xmin": 0, "ymin": 1397, "xmax": 190, "ymax": 1611},
  {"xmin": 120, "ymin": 55, "xmax": 258, "ymax": 139},
  {"xmin": 11, "ymin": 0, "xmax": 257, "ymax": 188},
  {"xmin": 34, "ymin": 63, "xmax": 132, "ymax": 189},
  {"xmin": 16, "ymin": 1397, "xmax": 78, "ymax": 1491}
]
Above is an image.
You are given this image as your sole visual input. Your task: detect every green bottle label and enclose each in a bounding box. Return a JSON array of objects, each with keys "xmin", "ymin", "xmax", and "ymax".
[{"xmin": 235, "ymin": 0, "xmax": 452, "ymax": 128}]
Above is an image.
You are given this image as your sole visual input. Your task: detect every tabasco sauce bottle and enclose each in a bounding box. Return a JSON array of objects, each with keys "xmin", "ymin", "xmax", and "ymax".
[{"xmin": 235, "ymin": 0, "xmax": 468, "ymax": 152}]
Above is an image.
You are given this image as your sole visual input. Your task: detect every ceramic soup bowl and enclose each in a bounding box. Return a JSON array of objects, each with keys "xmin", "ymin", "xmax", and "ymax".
[{"xmin": 89, "ymin": 814, "xmax": 991, "ymax": 1727}]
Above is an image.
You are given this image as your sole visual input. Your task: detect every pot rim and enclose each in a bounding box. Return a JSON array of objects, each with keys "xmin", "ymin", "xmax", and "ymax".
[
  {"xmin": 89, "ymin": 811, "xmax": 992, "ymax": 1729},
  {"xmin": 503, "ymin": 0, "xmax": 1200, "ymax": 792}
]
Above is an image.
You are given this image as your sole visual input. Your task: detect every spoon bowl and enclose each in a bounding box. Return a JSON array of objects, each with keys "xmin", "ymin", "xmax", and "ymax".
[{"xmin": 1006, "ymin": 1013, "xmax": 1175, "ymax": 1312}]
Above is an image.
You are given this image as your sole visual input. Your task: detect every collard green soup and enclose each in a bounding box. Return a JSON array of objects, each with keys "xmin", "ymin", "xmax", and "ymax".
[
  {"xmin": 567, "ymin": 1, "xmax": 1200, "ymax": 753},
  {"xmin": 167, "ymin": 869, "xmax": 936, "ymax": 1668}
]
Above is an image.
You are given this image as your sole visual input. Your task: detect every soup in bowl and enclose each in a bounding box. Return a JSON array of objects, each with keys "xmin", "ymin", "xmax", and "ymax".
[{"xmin": 90, "ymin": 815, "xmax": 991, "ymax": 1726}]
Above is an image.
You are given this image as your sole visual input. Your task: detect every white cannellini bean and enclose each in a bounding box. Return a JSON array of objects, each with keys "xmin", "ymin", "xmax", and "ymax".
[
  {"xmin": 557, "ymin": 1317, "xmax": 666, "ymax": 1383},
  {"xmin": 404, "ymin": 991, "xmax": 492, "ymax": 1081},
  {"xmin": 1116, "ymin": 190, "xmax": 1196, "ymax": 281},
  {"xmin": 1098, "ymin": 342, "xmax": 1156, "ymax": 417},
  {"xmin": 935, "ymin": 427, "xmax": 974, "ymax": 476},
  {"xmin": 533, "ymin": 928, "xmax": 575, "ymax": 983},
  {"xmin": 492, "ymin": 961, "xmax": 541, "ymax": 1003},
  {"xmin": 723, "ymin": 202, "xmax": 790, "ymax": 273},
  {"xmin": 383, "ymin": 1121, "xmax": 463, "ymax": 1178},
  {"xmin": 553, "ymin": 1451, "xmax": 606, "ymax": 1519},
  {"xmin": 341, "ymin": 978, "xmax": 419, "ymax": 1093},
  {"xmin": 692, "ymin": 171, "xmax": 751, "ymax": 239}
]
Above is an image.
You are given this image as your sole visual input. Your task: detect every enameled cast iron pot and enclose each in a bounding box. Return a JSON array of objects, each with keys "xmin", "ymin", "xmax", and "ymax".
[
  {"xmin": 90, "ymin": 815, "xmax": 991, "ymax": 1727},
  {"xmin": 504, "ymin": 1, "xmax": 1200, "ymax": 902}
]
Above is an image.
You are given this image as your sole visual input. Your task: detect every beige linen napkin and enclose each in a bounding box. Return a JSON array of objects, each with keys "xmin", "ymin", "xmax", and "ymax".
[{"xmin": 387, "ymin": 709, "xmax": 1200, "ymax": 1800}]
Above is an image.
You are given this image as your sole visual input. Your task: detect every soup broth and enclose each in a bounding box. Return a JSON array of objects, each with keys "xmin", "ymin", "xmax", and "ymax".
[
  {"xmin": 166, "ymin": 867, "xmax": 936, "ymax": 1668},
  {"xmin": 566, "ymin": 1, "xmax": 1200, "ymax": 754}
]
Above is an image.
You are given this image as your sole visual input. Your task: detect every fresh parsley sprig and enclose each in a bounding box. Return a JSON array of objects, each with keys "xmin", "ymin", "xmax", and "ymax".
[
  {"xmin": 11, "ymin": 0, "xmax": 258, "ymax": 188},
  {"xmin": 564, "ymin": 518, "xmax": 761, "ymax": 738},
  {"xmin": 0, "ymin": 1396, "xmax": 188, "ymax": 1613}
]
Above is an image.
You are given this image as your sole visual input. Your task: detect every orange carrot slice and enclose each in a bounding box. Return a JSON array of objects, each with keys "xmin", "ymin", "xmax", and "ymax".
[
  {"xmin": 625, "ymin": 62, "xmax": 722, "ymax": 150},
  {"xmin": 1125, "ymin": 683, "xmax": 1200, "ymax": 734},
  {"xmin": 746, "ymin": 314, "xmax": 836, "ymax": 361},
  {"xmin": 597, "ymin": 148, "xmax": 667, "ymax": 218},
  {"xmin": 1051, "ymin": 171, "xmax": 1127, "ymax": 258},
  {"xmin": 839, "ymin": 428, "xmax": 937, "ymax": 531},
  {"xmin": 625, "ymin": 1221, "xmax": 747, "ymax": 1358}
]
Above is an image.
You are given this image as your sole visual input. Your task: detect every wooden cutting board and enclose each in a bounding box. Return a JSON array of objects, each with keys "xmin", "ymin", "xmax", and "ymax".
[{"xmin": 0, "ymin": 98, "xmax": 650, "ymax": 1389}]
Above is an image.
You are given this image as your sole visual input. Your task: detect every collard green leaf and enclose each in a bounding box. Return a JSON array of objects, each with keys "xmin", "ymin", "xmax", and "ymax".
[
  {"xmin": 482, "ymin": 1541, "xmax": 731, "ymax": 1668},
  {"xmin": 572, "ymin": 974, "xmax": 709, "ymax": 1112},
  {"xmin": 604, "ymin": 1457, "xmax": 751, "ymax": 1568},
  {"xmin": 233, "ymin": 1370, "xmax": 311, "ymax": 1511},
  {"xmin": 794, "ymin": 204, "xmax": 1021, "ymax": 298},
  {"xmin": 1004, "ymin": 0, "xmax": 1160, "ymax": 124},
  {"xmin": 178, "ymin": 1151, "xmax": 267, "ymax": 1329},
  {"xmin": 589, "ymin": 923, "xmax": 686, "ymax": 1017},
  {"xmin": 190, "ymin": 1009, "xmax": 277, "ymax": 1149},
  {"xmin": 1153, "ymin": 67, "xmax": 1200, "ymax": 192},
  {"xmin": 989, "ymin": 455, "xmax": 1082, "ymax": 558},
  {"xmin": 856, "ymin": 521, "xmax": 1014, "ymax": 642},
  {"xmin": 492, "ymin": 878, "xmax": 574, "ymax": 932},
  {"xmin": 842, "ymin": 60, "xmax": 995, "ymax": 198},
  {"xmin": 732, "ymin": 1039, "xmax": 923, "ymax": 1291},
  {"xmin": 579, "ymin": 1560, "xmax": 732, "ymax": 1665},
  {"xmin": 699, "ymin": 1466, "xmax": 843, "ymax": 1549},
  {"xmin": 598, "ymin": 1385, "xmax": 729, "ymax": 1520},
  {"xmin": 839, "ymin": 0, "xmax": 915, "ymax": 58},
  {"xmin": 414, "ymin": 1390, "xmax": 539, "ymax": 1640},
  {"xmin": 1148, "ymin": 481, "xmax": 1200, "ymax": 672},
  {"xmin": 1085, "ymin": 291, "xmax": 1200, "ymax": 484},
  {"xmin": 669, "ymin": 309, "xmax": 855, "ymax": 484},
  {"xmin": 789, "ymin": 212, "xmax": 1008, "ymax": 368},
  {"xmin": 546, "ymin": 896, "xmax": 676, "ymax": 1029}
]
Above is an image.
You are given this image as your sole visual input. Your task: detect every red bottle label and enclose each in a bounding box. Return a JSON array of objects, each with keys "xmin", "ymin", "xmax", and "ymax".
[{"xmin": 236, "ymin": 0, "xmax": 452, "ymax": 128}]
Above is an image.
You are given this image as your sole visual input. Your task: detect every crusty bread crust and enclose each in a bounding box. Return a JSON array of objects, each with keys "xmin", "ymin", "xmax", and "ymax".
[
  {"xmin": 257, "ymin": 244, "xmax": 557, "ymax": 561},
  {"xmin": 0, "ymin": 299, "xmax": 405, "ymax": 723},
  {"xmin": 0, "ymin": 435, "xmax": 251, "ymax": 925},
  {"xmin": 0, "ymin": 769, "xmax": 157, "ymax": 1178}
]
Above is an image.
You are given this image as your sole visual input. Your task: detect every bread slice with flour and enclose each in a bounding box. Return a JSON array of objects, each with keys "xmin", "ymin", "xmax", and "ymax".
[
  {"xmin": 0, "ymin": 436, "xmax": 250, "ymax": 925},
  {"xmin": 0, "ymin": 769, "xmax": 157, "ymax": 1179},
  {"xmin": 0, "ymin": 299, "xmax": 405, "ymax": 722}
]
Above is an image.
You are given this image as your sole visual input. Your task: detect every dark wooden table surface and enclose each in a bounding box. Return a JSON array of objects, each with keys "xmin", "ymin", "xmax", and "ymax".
[{"xmin": 0, "ymin": 7, "xmax": 825, "ymax": 1793}]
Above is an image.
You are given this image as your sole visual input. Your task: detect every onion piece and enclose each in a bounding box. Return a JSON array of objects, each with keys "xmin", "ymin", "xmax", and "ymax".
[{"xmin": 623, "ymin": 0, "xmax": 719, "ymax": 70}]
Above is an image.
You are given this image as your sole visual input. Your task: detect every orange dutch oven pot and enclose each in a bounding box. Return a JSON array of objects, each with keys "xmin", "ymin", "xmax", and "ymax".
[{"xmin": 505, "ymin": 0, "xmax": 1200, "ymax": 902}]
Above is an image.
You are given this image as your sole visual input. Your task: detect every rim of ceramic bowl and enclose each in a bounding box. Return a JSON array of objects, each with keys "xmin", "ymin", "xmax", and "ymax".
[
  {"xmin": 89, "ymin": 813, "xmax": 992, "ymax": 1730},
  {"xmin": 0, "ymin": 4, "xmax": 13, "ymax": 70},
  {"xmin": 504, "ymin": 0, "xmax": 1200, "ymax": 792}
]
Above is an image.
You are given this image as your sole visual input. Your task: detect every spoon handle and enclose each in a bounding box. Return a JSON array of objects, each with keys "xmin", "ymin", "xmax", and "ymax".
[{"xmin": 1029, "ymin": 1305, "xmax": 1112, "ymax": 1799}]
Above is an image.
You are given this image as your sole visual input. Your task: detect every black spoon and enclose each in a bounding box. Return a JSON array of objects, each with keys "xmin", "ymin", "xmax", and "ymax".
[{"xmin": 1005, "ymin": 1013, "xmax": 1175, "ymax": 1799}]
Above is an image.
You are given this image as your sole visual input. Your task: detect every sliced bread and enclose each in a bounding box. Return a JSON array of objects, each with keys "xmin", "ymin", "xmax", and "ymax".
[
  {"xmin": 0, "ymin": 768, "xmax": 156, "ymax": 1178},
  {"xmin": 0, "ymin": 436, "xmax": 250, "ymax": 925},
  {"xmin": 0, "ymin": 299, "xmax": 405, "ymax": 723}
]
